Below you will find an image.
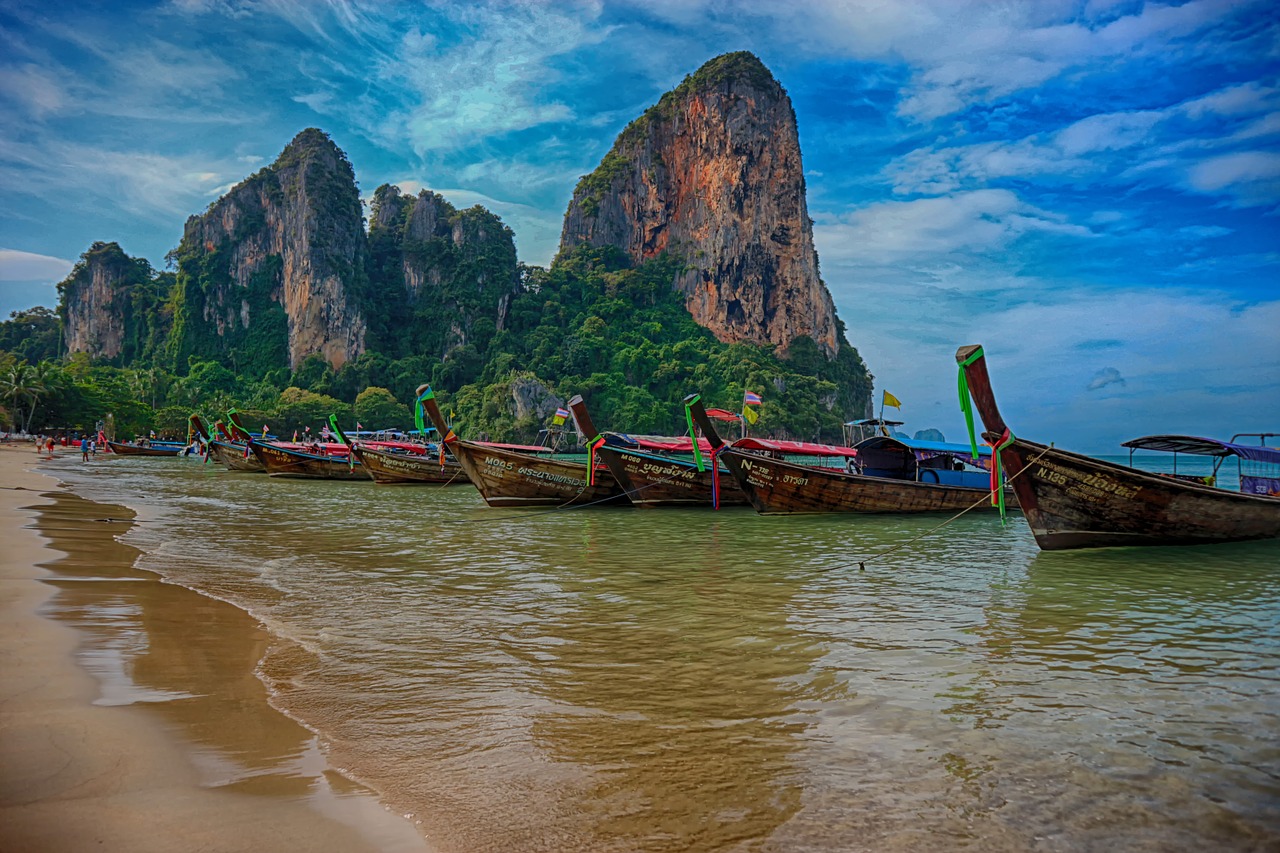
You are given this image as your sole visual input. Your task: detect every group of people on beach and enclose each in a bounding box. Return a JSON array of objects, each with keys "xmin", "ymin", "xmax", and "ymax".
[{"xmin": 23, "ymin": 433, "xmax": 104, "ymax": 461}]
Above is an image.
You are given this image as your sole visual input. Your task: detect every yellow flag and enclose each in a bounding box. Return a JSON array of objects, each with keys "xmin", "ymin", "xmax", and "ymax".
[
  {"xmin": 743, "ymin": 405, "xmax": 759, "ymax": 424},
  {"xmin": 882, "ymin": 391, "xmax": 902, "ymax": 409}
]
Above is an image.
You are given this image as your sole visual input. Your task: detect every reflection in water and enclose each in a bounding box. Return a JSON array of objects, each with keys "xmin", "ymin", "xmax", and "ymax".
[
  {"xmin": 33, "ymin": 490, "xmax": 402, "ymax": 808},
  {"xmin": 45, "ymin": 457, "xmax": 1280, "ymax": 851}
]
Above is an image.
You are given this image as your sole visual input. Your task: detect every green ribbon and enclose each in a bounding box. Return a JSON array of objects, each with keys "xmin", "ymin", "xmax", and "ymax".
[
  {"xmin": 328, "ymin": 414, "xmax": 355, "ymax": 470},
  {"xmin": 414, "ymin": 387, "xmax": 433, "ymax": 436},
  {"xmin": 990, "ymin": 428, "xmax": 1016, "ymax": 525},
  {"xmin": 957, "ymin": 347, "xmax": 985, "ymax": 461},
  {"xmin": 683, "ymin": 394, "xmax": 706, "ymax": 472}
]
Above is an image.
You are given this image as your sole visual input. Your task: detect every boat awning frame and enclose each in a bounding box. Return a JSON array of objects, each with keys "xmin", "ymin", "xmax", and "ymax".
[{"xmin": 1121, "ymin": 435, "xmax": 1280, "ymax": 465}]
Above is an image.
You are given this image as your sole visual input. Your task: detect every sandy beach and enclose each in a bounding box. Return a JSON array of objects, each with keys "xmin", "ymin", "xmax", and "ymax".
[{"xmin": 0, "ymin": 444, "xmax": 431, "ymax": 853}]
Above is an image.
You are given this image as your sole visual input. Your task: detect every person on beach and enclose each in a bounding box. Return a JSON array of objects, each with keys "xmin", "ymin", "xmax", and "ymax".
[
  {"xmin": 45, "ymin": 438, "xmax": 55, "ymax": 458},
  {"xmin": 81, "ymin": 437, "xmax": 89, "ymax": 462}
]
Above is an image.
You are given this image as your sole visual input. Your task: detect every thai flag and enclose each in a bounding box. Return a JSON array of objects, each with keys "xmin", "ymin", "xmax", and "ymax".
[
  {"xmin": 743, "ymin": 391, "xmax": 763, "ymax": 405},
  {"xmin": 555, "ymin": 407, "xmax": 570, "ymax": 419}
]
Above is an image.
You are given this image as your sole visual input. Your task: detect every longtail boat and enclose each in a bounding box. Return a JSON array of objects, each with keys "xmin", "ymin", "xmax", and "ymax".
[
  {"xmin": 249, "ymin": 440, "xmax": 367, "ymax": 480},
  {"xmin": 418, "ymin": 385, "xmax": 627, "ymax": 508},
  {"xmin": 326, "ymin": 413, "xmax": 467, "ymax": 485},
  {"xmin": 956, "ymin": 343, "xmax": 1280, "ymax": 549},
  {"xmin": 105, "ymin": 438, "xmax": 184, "ymax": 457},
  {"xmin": 567, "ymin": 395, "xmax": 748, "ymax": 507},
  {"xmin": 685, "ymin": 395, "xmax": 1007, "ymax": 514},
  {"xmin": 204, "ymin": 418, "xmax": 265, "ymax": 471},
  {"xmin": 353, "ymin": 444, "xmax": 467, "ymax": 485}
]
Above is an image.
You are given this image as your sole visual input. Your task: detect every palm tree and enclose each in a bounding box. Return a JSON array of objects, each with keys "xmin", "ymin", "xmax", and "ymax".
[{"xmin": 0, "ymin": 362, "xmax": 47, "ymax": 433}]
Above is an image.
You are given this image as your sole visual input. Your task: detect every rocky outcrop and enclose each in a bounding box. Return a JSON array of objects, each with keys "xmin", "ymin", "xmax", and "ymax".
[
  {"xmin": 364, "ymin": 185, "xmax": 518, "ymax": 361},
  {"xmin": 509, "ymin": 375, "xmax": 562, "ymax": 422},
  {"xmin": 172, "ymin": 128, "xmax": 367, "ymax": 371},
  {"xmin": 560, "ymin": 51, "xmax": 842, "ymax": 358},
  {"xmin": 60, "ymin": 242, "xmax": 161, "ymax": 363}
]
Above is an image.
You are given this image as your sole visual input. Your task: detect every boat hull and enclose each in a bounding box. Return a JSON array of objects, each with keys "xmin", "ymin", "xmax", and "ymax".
[
  {"xmin": 250, "ymin": 443, "xmax": 368, "ymax": 480},
  {"xmin": 208, "ymin": 439, "xmax": 265, "ymax": 471},
  {"xmin": 105, "ymin": 440, "xmax": 182, "ymax": 457},
  {"xmin": 449, "ymin": 440, "xmax": 626, "ymax": 507},
  {"xmin": 353, "ymin": 445, "xmax": 467, "ymax": 485},
  {"xmin": 721, "ymin": 449, "xmax": 1008, "ymax": 514},
  {"xmin": 996, "ymin": 437, "xmax": 1280, "ymax": 550},
  {"xmin": 596, "ymin": 445, "xmax": 748, "ymax": 507}
]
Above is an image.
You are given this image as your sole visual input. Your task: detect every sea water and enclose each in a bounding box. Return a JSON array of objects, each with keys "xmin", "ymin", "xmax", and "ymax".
[{"xmin": 42, "ymin": 456, "xmax": 1280, "ymax": 851}]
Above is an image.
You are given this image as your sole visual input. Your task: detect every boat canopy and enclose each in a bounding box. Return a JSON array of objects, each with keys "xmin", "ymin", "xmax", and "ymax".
[
  {"xmin": 856, "ymin": 435, "xmax": 992, "ymax": 458},
  {"xmin": 843, "ymin": 418, "xmax": 905, "ymax": 428},
  {"xmin": 1121, "ymin": 435, "xmax": 1280, "ymax": 465},
  {"xmin": 604, "ymin": 434, "xmax": 717, "ymax": 453},
  {"xmin": 734, "ymin": 437, "xmax": 859, "ymax": 458},
  {"xmin": 705, "ymin": 408, "xmax": 743, "ymax": 423}
]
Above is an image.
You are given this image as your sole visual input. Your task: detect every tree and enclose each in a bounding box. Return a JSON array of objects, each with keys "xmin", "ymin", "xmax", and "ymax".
[
  {"xmin": 353, "ymin": 387, "xmax": 412, "ymax": 430},
  {"xmin": 271, "ymin": 387, "xmax": 351, "ymax": 433},
  {"xmin": 0, "ymin": 361, "xmax": 47, "ymax": 433}
]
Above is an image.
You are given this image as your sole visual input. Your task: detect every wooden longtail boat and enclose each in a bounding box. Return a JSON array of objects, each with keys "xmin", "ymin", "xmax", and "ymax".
[
  {"xmin": 325, "ymin": 413, "xmax": 467, "ymax": 485},
  {"xmin": 249, "ymin": 441, "xmax": 368, "ymax": 481},
  {"xmin": 105, "ymin": 439, "xmax": 184, "ymax": 457},
  {"xmin": 352, "ymin": 444, "xmax": 468, "ymax": 485},
  {"xmin": 209, "ymin": 438, "xmax": 266, "ymax": 471},
  {"xmin": 955, "ymin": 344, "xmax": 1280, "ymax": 549},
  {"xmin": 200, "ymin": 418, "xmax": 264, "ymax": 471},
  {"xmin": 567, "ymin": 395, "xmax": 748, "ymax": 507},
  {"xmin": 418, "ymin": 385, "xmax": 627, "ymax": 508},
  {"xmin": 685, "ymin": 395, "xmax": 1007, "ymax": 514}
]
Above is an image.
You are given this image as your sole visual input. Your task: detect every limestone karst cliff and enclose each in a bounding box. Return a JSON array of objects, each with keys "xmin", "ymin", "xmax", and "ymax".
[
  {"xmin": 364, "ymin": 185, "xmax": 519, "ymax": 365},
  {"xmin": 169, "ymin": 128, "xmax": 368, "ymax": 371},
  {"xmin": 59, "ymin": 241, "xmax": 168, "ymax": 364},
  {"xmin": 560, "ymin": 51, "xmax": 843, "ymax": 359}
]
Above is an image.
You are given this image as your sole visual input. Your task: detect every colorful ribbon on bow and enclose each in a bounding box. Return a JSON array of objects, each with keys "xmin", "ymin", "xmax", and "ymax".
[
  {"xmin": 414, "ymin": 387, "xmax": 432, "ymax": 436},
  {"xmin": 683, "ymin": 395, "xmax": 706, "ymax": 472},
  {"xmin": 587, "ymin": 435, "xmax": 607, "ymax": 486},
  {"xmin": 957, "ymin": 346, "xmax": 985, "ymax": 462},
  {"xmin": 988, "ymin": 427, "xmax": 1016, "ymax": 524},
  {"xmin": 709, "ymin": 445, "xmax": 725, "ymax": 510}
]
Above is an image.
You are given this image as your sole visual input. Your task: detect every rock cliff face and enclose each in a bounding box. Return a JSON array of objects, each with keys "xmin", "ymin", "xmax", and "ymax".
[
  {"xmin": 364, "ymin": 185, "xmax": 518, "ymax": 361},
  {"xmin": 171, "ymin": 128, "xmax": 367, "ymax": 371},
  {"xmin": 560, "ymin": 52, "xmax": 842, "ymax": 358},
  {"xmin": 60, "ymin": 242, "xmax": 163, "ymax": 364}
]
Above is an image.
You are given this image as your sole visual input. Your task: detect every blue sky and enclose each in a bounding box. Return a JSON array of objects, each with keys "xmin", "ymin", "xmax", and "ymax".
[{"xmin": 1, "ymin": 0, "xmax": 1276, "ymax": 451}]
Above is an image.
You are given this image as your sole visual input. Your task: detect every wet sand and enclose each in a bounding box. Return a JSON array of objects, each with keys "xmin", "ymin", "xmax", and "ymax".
[{"xmin": 0, "ymin": 445, "xmax": 431, "ymax": 852}]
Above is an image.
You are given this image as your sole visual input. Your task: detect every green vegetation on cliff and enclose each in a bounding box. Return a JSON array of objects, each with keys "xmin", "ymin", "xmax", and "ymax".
[{"xmin": 448, "ymin": 245, "xmax": 870, "ymax": 442}]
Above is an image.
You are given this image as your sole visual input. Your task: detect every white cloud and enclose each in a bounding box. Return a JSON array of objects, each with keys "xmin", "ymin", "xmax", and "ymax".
[
  {"xmin": 829, "ymin": 278, "xmax": 1280, "ymax": 453},
  {"xmin": 886, "ymin": 77, "xmax": 1280, "ymax": 206},
  {"xmin": 1185, "ymin": 151, "xmax": 1280, "ymax": 207},
  {"xmin": 0, "ymin": 137, "xmax": 243, "ymax": 221},
  {"xmin": 685, "ymin": 0, "xmax": 1267, "ymax": 121},
  {"xmin": 815, "ymin": 190, "xmax": 1092, "ymax": 269},
  {"xmin": 0, "ymin": 248, "xmax": 74, "ymax": 281}
]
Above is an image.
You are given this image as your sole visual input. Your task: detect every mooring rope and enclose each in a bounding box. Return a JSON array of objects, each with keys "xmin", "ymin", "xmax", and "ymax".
[{"xmin": 850, "ymin": 443, "xmax": 1053, "ymax": 572}]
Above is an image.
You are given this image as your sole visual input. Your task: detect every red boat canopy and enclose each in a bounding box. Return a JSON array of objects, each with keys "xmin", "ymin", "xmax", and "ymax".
[
  {"xmin": 623, "ymin": 436, "xmax": 718, "ymax": 453},
  {"xmin": 733, "ymin": 437, "xmax": 859, "ymax": 458},
  {"xmin": 705, "ymin": 408, "xmax": 743, "ymax": 423}
]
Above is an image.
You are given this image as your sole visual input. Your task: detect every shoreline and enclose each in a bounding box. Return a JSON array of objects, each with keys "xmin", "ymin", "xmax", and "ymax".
[{"xmin": 0, "ymin": 445, "xmax": 432, "ymax": 852}]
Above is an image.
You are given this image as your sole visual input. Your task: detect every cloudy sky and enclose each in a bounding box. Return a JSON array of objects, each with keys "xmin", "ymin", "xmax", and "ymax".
[{"xmin": 1, "ymin": 0, "xmax": 1276, "ymax": 451}]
